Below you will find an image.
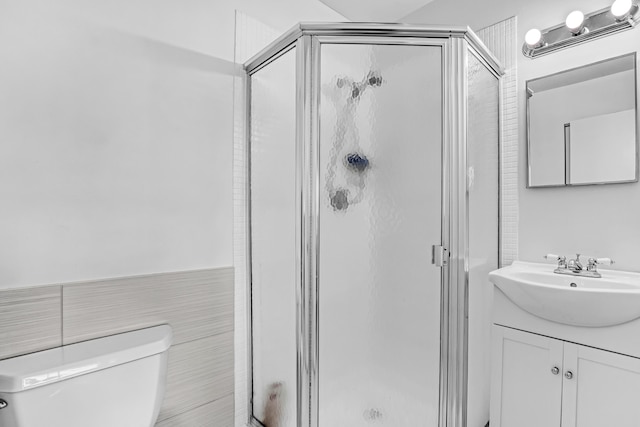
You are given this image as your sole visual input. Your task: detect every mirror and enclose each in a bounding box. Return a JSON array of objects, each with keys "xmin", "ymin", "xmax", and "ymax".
[{"xmin": 527, "ymin": 53, "xmax": 638, "ymax": 187}]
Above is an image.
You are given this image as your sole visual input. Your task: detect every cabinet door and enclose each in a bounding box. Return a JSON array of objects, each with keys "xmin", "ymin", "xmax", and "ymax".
[
  {"xmin": 561, "ymin": 343, "xmax": 640, "ymax": 427},
  {"xmin": 490, "ymin": 326, "xmax": 564, "ymax": 427}
]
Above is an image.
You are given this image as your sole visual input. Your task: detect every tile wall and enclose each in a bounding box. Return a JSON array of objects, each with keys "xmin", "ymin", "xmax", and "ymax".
[
  {"xmin": 477, "ymin": 16, "xmax": 519, "ymax": 267},
  {"xmin": 0, "ymin": 267, "xmax": 234, "ymax": 426}
]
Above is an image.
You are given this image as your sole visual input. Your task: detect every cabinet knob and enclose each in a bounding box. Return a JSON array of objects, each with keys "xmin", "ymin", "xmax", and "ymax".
[
  {"xmin": 551, "ymin": 366, "xmax": 560, "ymax": 375},
  {"xmin": 565, "ymin": 370, "xmax": 574, "ymax": 379}
]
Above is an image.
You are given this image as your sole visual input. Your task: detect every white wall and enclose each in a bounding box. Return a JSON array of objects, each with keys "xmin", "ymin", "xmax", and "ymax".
[
  {"xmin": 404, "ymin": 0, "xmax": 640, "ymax": 272},
  {"xmin": 0, "ymin": 0, "xmax": 343, "ymax": 289}
]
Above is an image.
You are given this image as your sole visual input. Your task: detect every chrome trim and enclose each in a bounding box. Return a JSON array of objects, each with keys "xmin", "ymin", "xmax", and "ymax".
[
  {"xmin": 247, "ymin": 42, "xmax": 297, "ymax": 76},
  {"xmin": 497, "ymin": 63, "xmax": 505, "ymax": 268},
  {"xmin": 636, "ymin": 52, "xmax": 639, "ymax": 184},
  {"xmin": 310, "ymin": 36, "xmax": 452, "ymax": 427},
  {"xmin": 302, "ymin": 21, "xmax": 470, "ymax": 35},
  {"xmin": 433, "ymin": 245, "xmax": 448, "ymax": 267},
  {"xmin": 439, "ymin": 37, "xmax": 452, "ymax": 427},
  {"xmin": 296, "ymin": 35, "xmax": 311, "ymax": 427},
  {"xmin": 298, "ymin": 34, "xmax": 319, "ymax": 427},
  {"xmin": 443, "ymin": 36, "xmax": 469, "ymax": 427},
  {"xmin": 245, "ymin": 71, "xmax": 255, "ymax": 427},
  {"xmin": 464, "ymin": 30, "xmax": 504, "ymax": 77},
  {"xmin": 244, "ymin": 23, "xmax": 504, "ymax": 76},
  {"xmin": 525, "ymin": 80, "xmax": 535, "ymax": 188},
  {"xmin": 564, "ymin": 123, "xmax": 571, "ymax": 185},
  {"xmin": 553, "ymin": 267, "xmax": 602, "ymax": 278},
  {"xmin": 245, "ymin": 25, "xmax": 302, "ymax": 74},
  {"xmin": 467, "ymin": 42, "xmax": 504, "ymax": 80},
  {"xmin": 308, "ymin": 35, "xmax": 321, "ymax": 427},
  {"xmin": 245, "ymin": 68, "xmax": 271, "ymax": 427},
  {"xmin": 315, "ymin": 35, "xmax": 455, "ymax": 46},
  {"xmin": 526, "ymin": 52, "xmax": 639, "ymax": 188}
]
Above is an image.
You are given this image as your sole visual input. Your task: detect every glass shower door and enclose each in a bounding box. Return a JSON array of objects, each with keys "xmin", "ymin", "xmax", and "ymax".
[
  {"xmin": 317, "ymin": 43, "xmax": 443, "ymax": 426},
  {"xmin": 250, "ymin": 47, "xmax": 298, "ymax": 427}
]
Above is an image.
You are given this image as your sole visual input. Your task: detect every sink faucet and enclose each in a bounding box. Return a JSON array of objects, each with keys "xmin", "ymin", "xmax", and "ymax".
[
  {"xmin": 544, "ymin": 253, "xmax": 614, "ymax": 278},
  {"xmin": 567, "ymin": 254, "xmax": 583, "ymax": 272}
]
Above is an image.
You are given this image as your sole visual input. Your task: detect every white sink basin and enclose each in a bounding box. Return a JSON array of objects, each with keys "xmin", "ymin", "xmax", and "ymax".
[{"xmin": 489, "ymin": 261, "xmax": 640, "ymax": 327}]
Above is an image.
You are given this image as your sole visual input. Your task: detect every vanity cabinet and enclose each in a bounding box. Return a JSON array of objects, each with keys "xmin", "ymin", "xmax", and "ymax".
[{"xmin": 491, "ymin": 326, "xmax": 640, "ymax": 427}]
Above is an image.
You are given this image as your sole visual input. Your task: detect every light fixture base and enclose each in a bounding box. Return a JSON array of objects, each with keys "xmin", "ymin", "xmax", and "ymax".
[{"xmin": 523, "ymin": 4, "xmax": 640, "ymax": 58}]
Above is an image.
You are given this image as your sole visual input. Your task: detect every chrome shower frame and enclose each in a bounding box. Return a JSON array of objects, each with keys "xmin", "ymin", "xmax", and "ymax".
[{"xmin": 243, "ymin": 23, "xmax": 503, "ymax": 427}]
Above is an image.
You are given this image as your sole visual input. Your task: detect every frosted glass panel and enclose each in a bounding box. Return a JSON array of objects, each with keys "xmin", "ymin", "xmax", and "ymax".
[
  {"xmin": 466, "ymin": 52, "xmax": 499, "ymax": 427},
  {"xmin": 250, "ymin": 48, "xmax": 297, "ymax": 427},
  {"xmin": 318, "ymin": 43, "xmax": 443, "ymax": 427}
]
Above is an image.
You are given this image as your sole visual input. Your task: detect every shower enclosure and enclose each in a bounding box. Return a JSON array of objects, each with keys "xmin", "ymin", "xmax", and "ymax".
[{"xmin": 243, "ymin": 23, "xmax": 502, "ymax": 427}]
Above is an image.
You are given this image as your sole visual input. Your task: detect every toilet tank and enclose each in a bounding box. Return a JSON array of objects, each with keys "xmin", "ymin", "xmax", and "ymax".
[{"xmin": 0, "ymin": 325, "xmax": 172, "ymax": 427}]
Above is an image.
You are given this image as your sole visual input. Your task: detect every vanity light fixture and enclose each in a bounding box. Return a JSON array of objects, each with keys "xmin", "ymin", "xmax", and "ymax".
[{"xmin": 523, "ymin": 0, "xmax": 640, "ymax": 58}]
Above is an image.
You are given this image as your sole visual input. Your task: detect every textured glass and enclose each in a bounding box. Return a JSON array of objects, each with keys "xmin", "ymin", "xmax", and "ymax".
[
  {"xmin": 250, "ymin": 48, "xmax": 297, "ymax": 427},
  {"xmin": 318, "ymin": 44, "xmax": 443, "ymax": 426},
  {"xmin": 466, "ymin": 52, "xmax": 500, "ymax": 427}
]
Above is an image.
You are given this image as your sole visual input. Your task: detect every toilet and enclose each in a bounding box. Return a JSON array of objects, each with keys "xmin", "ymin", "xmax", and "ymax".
[{"xmin": 0, "ymin": 324, "xmax": 172, "ymax": 427}]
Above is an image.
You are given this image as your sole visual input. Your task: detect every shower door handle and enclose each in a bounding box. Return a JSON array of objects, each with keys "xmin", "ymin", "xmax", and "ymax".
[{"xmin": 432, "ymin": 245, "xmax": 448, "ymax": 267}]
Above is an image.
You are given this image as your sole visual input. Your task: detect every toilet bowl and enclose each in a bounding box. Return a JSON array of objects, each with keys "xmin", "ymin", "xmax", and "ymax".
[{"xmin": 0, "ymin": 324, "xmax": 172, "ymax": 427}]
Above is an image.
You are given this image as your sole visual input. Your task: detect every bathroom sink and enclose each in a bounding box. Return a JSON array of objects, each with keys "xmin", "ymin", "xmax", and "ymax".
[{"xmin": 489, "ymin": 261, "xmax": 640, "ymax": 327}]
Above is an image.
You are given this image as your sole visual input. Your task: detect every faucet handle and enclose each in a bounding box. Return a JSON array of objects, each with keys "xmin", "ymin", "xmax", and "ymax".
[
  {"xmin": 544, "ymin": 254, "xmax": 567, "ymax": 268},
  {"xmin": 587, "ymin": 257, "xmax": 615, "ymax": 272}
]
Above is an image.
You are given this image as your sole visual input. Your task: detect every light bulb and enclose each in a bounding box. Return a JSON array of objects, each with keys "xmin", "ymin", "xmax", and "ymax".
[
  {"xmin": 566, "ymin": 10, "xmax": 586, "ymax": 34},
  {"xmin": 525, "ymin": 28, "xmax": 543, "ymax": 48},
  {"xmin": 611, "ymin": 0, "xmax": 633, "ymax": 19}
]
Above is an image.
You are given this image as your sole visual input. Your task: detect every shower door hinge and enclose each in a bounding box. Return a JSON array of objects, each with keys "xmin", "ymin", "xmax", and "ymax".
[{"xmin": 432, "ymin": 245, "xmax": 448, "ymax": 267}]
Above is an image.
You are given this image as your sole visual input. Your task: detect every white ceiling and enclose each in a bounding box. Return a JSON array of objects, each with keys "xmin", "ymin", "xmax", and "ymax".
[{"xmin": 319, "ymin": 0, "xmax": 435, "ymax": 22}]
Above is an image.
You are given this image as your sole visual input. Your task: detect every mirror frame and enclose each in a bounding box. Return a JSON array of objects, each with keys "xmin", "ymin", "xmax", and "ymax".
[{"xmin": 526, "ymin": 52, "xmax": 639, "ymax": 188}]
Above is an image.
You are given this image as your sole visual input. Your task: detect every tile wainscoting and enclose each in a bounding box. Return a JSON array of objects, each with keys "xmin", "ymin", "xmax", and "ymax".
[{"xmin": 0, "ymin": 267, "xmax": 234, "ymax": 426}]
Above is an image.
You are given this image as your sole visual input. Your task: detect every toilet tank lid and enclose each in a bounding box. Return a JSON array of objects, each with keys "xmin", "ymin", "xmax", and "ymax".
[{"xmin": 0, "ymin": 324, "xmax": 172, "ymax": 393}]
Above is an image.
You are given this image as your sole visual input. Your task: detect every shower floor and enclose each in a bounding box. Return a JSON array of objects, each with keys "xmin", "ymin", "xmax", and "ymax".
[{"xmin": 318, "ymin": 373, "xmax": 438, "ymax": 427}]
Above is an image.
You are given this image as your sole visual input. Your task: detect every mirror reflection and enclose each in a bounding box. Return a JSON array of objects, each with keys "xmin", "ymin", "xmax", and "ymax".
[{"xmin": 527, "ymin": 53, "xmax": 638, "ymax": 187}]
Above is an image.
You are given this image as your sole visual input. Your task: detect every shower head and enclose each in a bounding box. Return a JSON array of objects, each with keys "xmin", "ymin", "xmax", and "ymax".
[{"xmin": 345, "ymin": 153, "xmax": 370, "ymax": 172}]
